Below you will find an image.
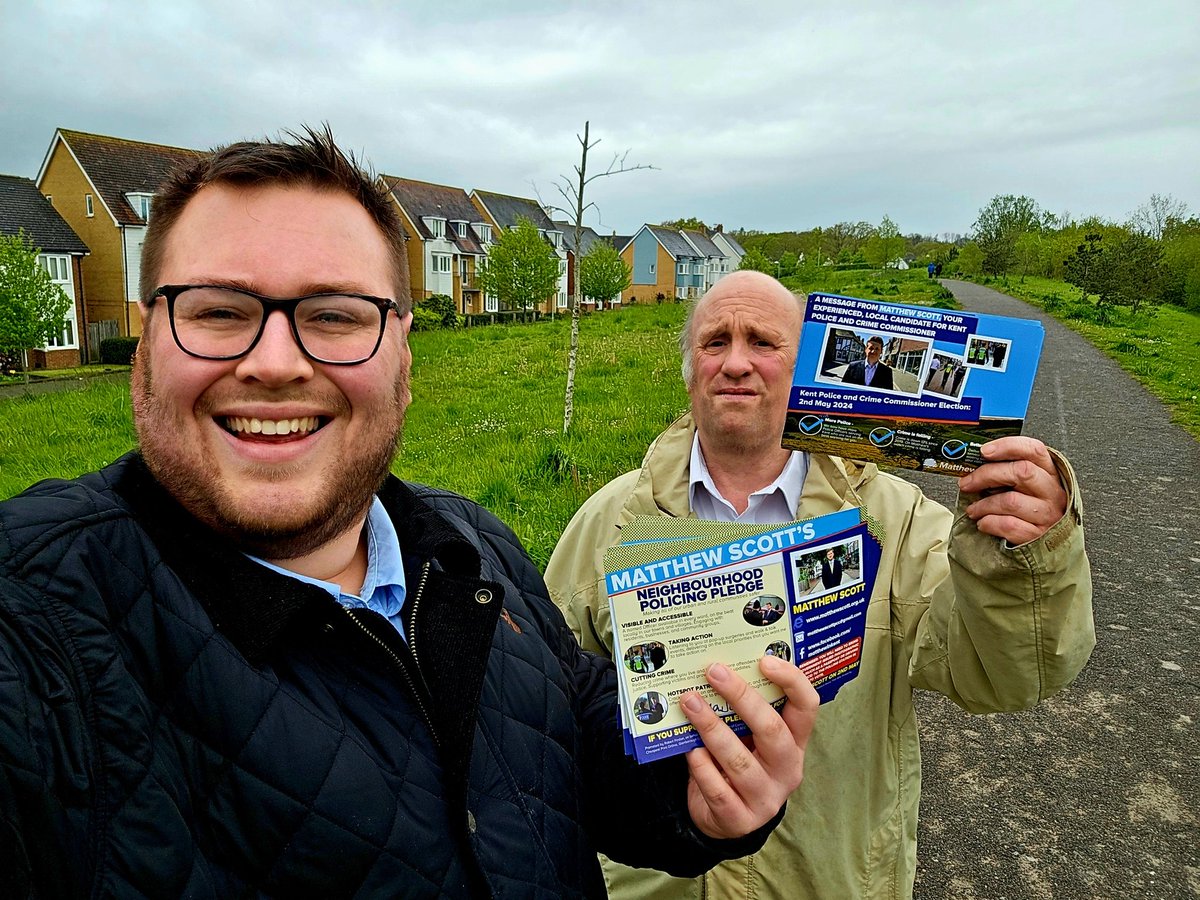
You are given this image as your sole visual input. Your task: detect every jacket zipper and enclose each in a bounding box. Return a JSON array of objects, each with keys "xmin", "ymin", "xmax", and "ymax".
[{"xmin": 340, "ymin": 561, "xmax": 438, "ymax": 745}]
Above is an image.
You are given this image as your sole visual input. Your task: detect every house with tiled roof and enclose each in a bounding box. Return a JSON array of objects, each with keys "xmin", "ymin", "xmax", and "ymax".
[
  {"xmin": 680, "ymin": 228, "xmax": 732, "ymax": 292},
  {"xmin": 620, "ymin": 224, "xmax": 706, "ymax": 304},
  {"xmin": 551, "ymin": 221, "xmax": 626, "ymax": 310},
  {"xmin": 470, "ymin": 189, "xmax": 567, "ymax": 314},
  {"xmin": 0, "ymin": 174, "xmax": 90, "ymax": 367},
  {"xmin": 382, "ymin": 176, "xmax": 493, "ymax": 315},
  {"xmin": 709, "ymin": 227, "xmax": 745, "ymax": 268},
  {"xmin": 35, "ymin": 128, "xmax": 200, "ymax": 338}
]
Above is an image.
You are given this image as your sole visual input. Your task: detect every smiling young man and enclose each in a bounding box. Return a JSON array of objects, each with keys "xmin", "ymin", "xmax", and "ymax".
[
  {"xmin": 0, "ymin": 130, "xmax": 818, "ymax": 898},
  {"xmin": 544, "ymin": 271, "xmax": 1095, "ymax": 899}
]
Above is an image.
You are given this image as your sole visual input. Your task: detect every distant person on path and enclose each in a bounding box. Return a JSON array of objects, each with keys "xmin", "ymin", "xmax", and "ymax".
[
  {"xmin": 841, "ymin": 335, "xmax": 894, "ymax": 389},
  {"xmin": 545, "ymin": 270, "xmax": 1095, "ymax": 900},
  {"xmin": 927, "ymin": 262, "xmax": 936, "ymax": 279}
]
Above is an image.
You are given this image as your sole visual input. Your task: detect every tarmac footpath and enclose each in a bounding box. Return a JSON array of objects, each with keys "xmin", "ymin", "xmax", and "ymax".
[{"xmin": 908, "ymin": 280, "xmax": 1200, "ymax": 899}]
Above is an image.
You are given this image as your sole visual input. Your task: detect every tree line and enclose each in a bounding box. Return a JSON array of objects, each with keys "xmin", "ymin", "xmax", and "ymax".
[{"xmin": 686, "ymin": 192, "xmax": 1198, "ymax": 320}]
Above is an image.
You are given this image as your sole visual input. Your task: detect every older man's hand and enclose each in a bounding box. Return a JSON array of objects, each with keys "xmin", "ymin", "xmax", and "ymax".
[
  {"xmin": 958, "ymin": 436, "xmax": 1068, "ymax": 546},
  {"xmin": 680, "ymin": 655, "xmax": 818, "ymax": 840}
]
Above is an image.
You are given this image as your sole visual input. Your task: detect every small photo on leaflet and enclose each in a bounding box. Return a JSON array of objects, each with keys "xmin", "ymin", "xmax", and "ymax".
[
  {"xmin": 813, "ymin": 325, "xmax": 932, "ymax": 398},
  {"xmin": 742, "ymin": 595, "xmax": 787, "ymax": 627},
  {"xmin": 792, "ymin": 537, "xmax": 863, "ymax": 600},
  {"xmin": 633, "ymin": 691, "xmax": 668, "ymax": 725},
  {"xmin": 965, "ymin": 335, "xmax": 1012, "ymax": 373}
]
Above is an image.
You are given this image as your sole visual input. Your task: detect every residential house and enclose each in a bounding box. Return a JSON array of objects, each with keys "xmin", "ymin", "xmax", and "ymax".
[
  {"xmin": 470, "ymin": 190, "xmax": 568, "ymax": 314},
  {"xmin": 0, "ymin": 174, "xmax": 90, "ymax": 367},
  {"xmin": 552, "ymin": 222, "xmax": 627, "ymax": 310},
  {"xmin": 620, "ymin": 224, "xmax": 705, "ymax": 303},
  {"xmin": 709, "ymin": 227, "xmax": 745, "ymax": 270},
  {"xmin": 35, "ymin": 129, "xmax": 200, "ymax": 339},
  {"xmin": 679, "ymin": 229, "xmax": 731, "ymax": 292},
  {"xmin": 382, "ymin": 176, "xmax": 491, "ymax": 315}
]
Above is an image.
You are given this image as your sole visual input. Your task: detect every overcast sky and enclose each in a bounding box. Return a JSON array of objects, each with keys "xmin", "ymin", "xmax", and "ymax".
[{"xmin": 2, "ymin": 1, "xmax": 1196, "ymax": 238}]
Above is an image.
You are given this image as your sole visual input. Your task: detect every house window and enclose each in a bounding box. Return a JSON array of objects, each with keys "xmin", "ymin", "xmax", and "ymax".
[
  {"xmin": 557, "ymin": 292, "xmax": 567, "ymax": 308},
  {"xmin": 126, "ymin": 192, "xmax": 154, "ymax": 222},
  {"xmin": 431, "ymin": 253, "xmax": 452, "ymax": 273},
  {"xmin": 549, "ymin": 231, "xmax": 563, "ymax": 249},
  {"xmin": 424, "ymin": 217, "xmax": 445, "ymax": 239},
  {"xmin": 38, "ymin": 255, "xmax": 77, "ymax": 349},
  {"xmin": 485, "ymin": 294, "xmax": 498, "ymax": 312},
  {"xmin": 85, "ymin": 194, "xmax": 94, "ymax": 217},
  {"xmin": 475, "ymin": 223, "xmax": 492, "ymax": 243},
  {"xmin": 677, "ymin": 262, "xmax": 687, "ymax": 275}
]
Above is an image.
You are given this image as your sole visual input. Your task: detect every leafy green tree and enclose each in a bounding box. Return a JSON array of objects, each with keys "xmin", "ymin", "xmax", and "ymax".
[
  {"xmin": 1161, "ymin": 216, "xmax": 1200, "ymax": 311},
  {"xmin": 660, "ymin": 216, "xmax": 709, "ymax": 232},
  {"xmin": 972, "ymin": 194, "xmax": 1044, "ymax": 275},
  {"xmin": 738, "ymin": 247, "xmax": 774, "ymax": 274},
  {"xmin": 777, "ymin": 251, "xmax": 798, "ymax": 278},
  {"xmin": 955, "ymin": 242, "xmax": 985, "ymax": 276},
  {"xmin": 1063, "ymin": 234, "xmax": 1105, "ymax": 302},
  {"xmin": 1014, "ymin": 231, "xmax": 1050, "ymax": 281},
  {"xmin": 864, "ymin": 215, "xmax": 906, "ymax": 268},
  {"xmin": 476, "ymin": 218, "xmax": 560, "ymax": 315},
  {"xmin": 579, "ymin": 241, "xmax": 631, "ymax": 305},
  {"xmin": 1095, "ymin": 232, "xmax": 1165, "ymax": 317},
  {"xmin": 0, "ymin": 233, "xmax": 73, "ymax": 383}
]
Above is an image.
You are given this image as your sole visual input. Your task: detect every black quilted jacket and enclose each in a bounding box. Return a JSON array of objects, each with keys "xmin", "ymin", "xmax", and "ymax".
[{"xmin": 0, "ymin": 454, "xmax": 776, "ymax": 898}]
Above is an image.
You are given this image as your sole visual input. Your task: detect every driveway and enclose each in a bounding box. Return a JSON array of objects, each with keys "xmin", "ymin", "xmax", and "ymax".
[{"xmin": 908, "ymin": 280, "xmax": 1200, "ymax": 899}]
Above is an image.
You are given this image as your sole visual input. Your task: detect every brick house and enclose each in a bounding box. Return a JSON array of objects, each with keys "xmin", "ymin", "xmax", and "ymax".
[
  {"xmin": 0, "ymin": 174, "xmax": 90, "ymax": 367},
  {"xmin": 469, "ymin": 190, "xmax": 568, "ymax": 314},
  {"xmin": 35, "ymin": 129, "xmax": 200, "ymax": 339},
  {"xmin": 382, "ymin": 177, "xmax": 491, "ymax": 315}
]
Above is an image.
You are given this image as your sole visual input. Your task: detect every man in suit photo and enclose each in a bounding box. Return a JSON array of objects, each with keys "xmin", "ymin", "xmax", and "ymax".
[{"xmin": 841, "ymin": 335, "xmax": 894, "ymax": 389}]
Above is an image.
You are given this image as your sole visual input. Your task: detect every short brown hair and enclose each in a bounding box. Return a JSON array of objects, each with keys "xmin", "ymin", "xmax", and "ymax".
[{"xmin": 140, "ymin": 124, "xmax": 410, "ymax": 314}]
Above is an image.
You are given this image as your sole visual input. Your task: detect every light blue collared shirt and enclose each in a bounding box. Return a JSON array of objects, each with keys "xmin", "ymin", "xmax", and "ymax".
[{"xmin": 250, "ymin": 496, "xmax": 409, "ymax": 640}]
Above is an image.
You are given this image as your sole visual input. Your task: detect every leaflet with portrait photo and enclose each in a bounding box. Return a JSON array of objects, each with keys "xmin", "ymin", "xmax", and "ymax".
[
  {"xmin": 783, "ymin": 292, "xmax": 1044, "ymax": 474},
  {"xmin": 605, "ymin": 509, "xmax": 882, "ymax": 764}
]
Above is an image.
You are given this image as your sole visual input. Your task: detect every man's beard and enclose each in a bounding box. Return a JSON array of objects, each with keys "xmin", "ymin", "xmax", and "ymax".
[{"xmin": 131, "ymin": 349, "xmax": 406, "ymax": 561}]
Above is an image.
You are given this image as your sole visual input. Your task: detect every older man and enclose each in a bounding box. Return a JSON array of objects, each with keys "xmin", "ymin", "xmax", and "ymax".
[
  {"xmin": 0, "ymin": 132, "xmax": 816, "ymax": 898},
  {"xmin": 545, "ymin": 271, "xmax": 1094, "ymax": 899}
]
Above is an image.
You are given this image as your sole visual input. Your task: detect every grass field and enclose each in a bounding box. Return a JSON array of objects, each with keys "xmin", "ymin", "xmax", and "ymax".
[{"xmin": 4, "ymin": 268, "xmax": 1193, "ymax": 567}]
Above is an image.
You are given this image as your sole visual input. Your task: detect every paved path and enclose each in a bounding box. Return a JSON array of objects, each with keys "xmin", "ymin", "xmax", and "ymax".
[{"xmin": 906, "ymin": 280, "xmax": 1200, "ymax": 899}]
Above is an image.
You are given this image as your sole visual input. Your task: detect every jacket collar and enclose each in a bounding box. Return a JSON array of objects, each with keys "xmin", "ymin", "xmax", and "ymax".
[
  {"xmin": 630, "ymin": 413, "xmax": 877, "ymax": 524},
  {"xmin": 111, "ymin": 453, "xmax": 480, "ymax": 665}
]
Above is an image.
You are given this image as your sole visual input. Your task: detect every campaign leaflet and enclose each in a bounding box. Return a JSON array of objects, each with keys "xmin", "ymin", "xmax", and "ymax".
[
  {"xmin": 604, "ymin": 509, "xmax": 883, "ymax": 764},
  {"xmin": 783, "ymin": 292, "xmax": 1044, "ymax": 474}
]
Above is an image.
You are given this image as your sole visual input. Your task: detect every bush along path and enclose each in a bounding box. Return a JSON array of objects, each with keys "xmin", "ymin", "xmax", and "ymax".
[{"xmin": 905, "ymin": 279, "xmax": 1200, "ymax": 899}]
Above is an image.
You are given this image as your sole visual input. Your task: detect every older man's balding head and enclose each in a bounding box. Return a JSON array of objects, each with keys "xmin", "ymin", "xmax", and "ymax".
[{"xmin": 679, "ymin": 271, "xmax": 804, "ymax": 385}]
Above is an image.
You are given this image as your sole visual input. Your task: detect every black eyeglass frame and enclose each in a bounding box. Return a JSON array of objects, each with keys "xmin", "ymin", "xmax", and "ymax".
[{"xmin": 150, "ymin": 284, "xmax": 401, "ymax": 366}]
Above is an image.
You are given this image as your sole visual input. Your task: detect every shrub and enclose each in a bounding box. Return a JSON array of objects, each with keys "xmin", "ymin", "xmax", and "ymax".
[
  {"xmin": 410, "ymin": 308, "xmax": 443, "ymax": 332},
  {"xmin": 99, "ymin": 336, "xmax": 139, "ymax": 365},
  {"xmin": 419, "ymin": 294, "xmax": 460, "ymax": 328}
]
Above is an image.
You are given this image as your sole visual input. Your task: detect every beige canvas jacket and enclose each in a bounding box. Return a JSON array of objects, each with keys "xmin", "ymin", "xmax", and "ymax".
[{"xmin": 544, "ymin": 414, "xmax": 1094, "ymax": 900}]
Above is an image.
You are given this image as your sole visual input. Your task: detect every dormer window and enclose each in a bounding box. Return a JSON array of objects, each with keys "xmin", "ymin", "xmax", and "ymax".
[
  {"xmin": 451, "ymin": 220, "xmax": 468, "ymax": 238},
  {"xmin": 548, "ymin": 230, "xmax": 563, "ymax": 249},
  {"xmin": 475, "ymin": 223, "xmax": 492, "ymax": 243},
  {"xmin": 126, "ymin": 192, "xmax": 154, "ymax": 222},
  {"xmin": 423, "ymin": 217, "xmax": 446, "ymax": 239}
]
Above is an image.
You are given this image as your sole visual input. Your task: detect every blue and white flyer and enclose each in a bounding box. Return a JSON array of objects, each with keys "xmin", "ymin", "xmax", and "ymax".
[
  {"xmin": 783, "ymin": 292, "xmax": 1044, "ymax": 474},
  {"xmin": 604, "ymin": 509, "xmax": 882, "ymax": 764}
]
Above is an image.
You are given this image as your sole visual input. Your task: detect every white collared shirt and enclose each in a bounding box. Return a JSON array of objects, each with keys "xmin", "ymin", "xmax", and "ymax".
[{"xmin": 688, "ymin": 433, "xmax": 808, "ymax": 525}]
